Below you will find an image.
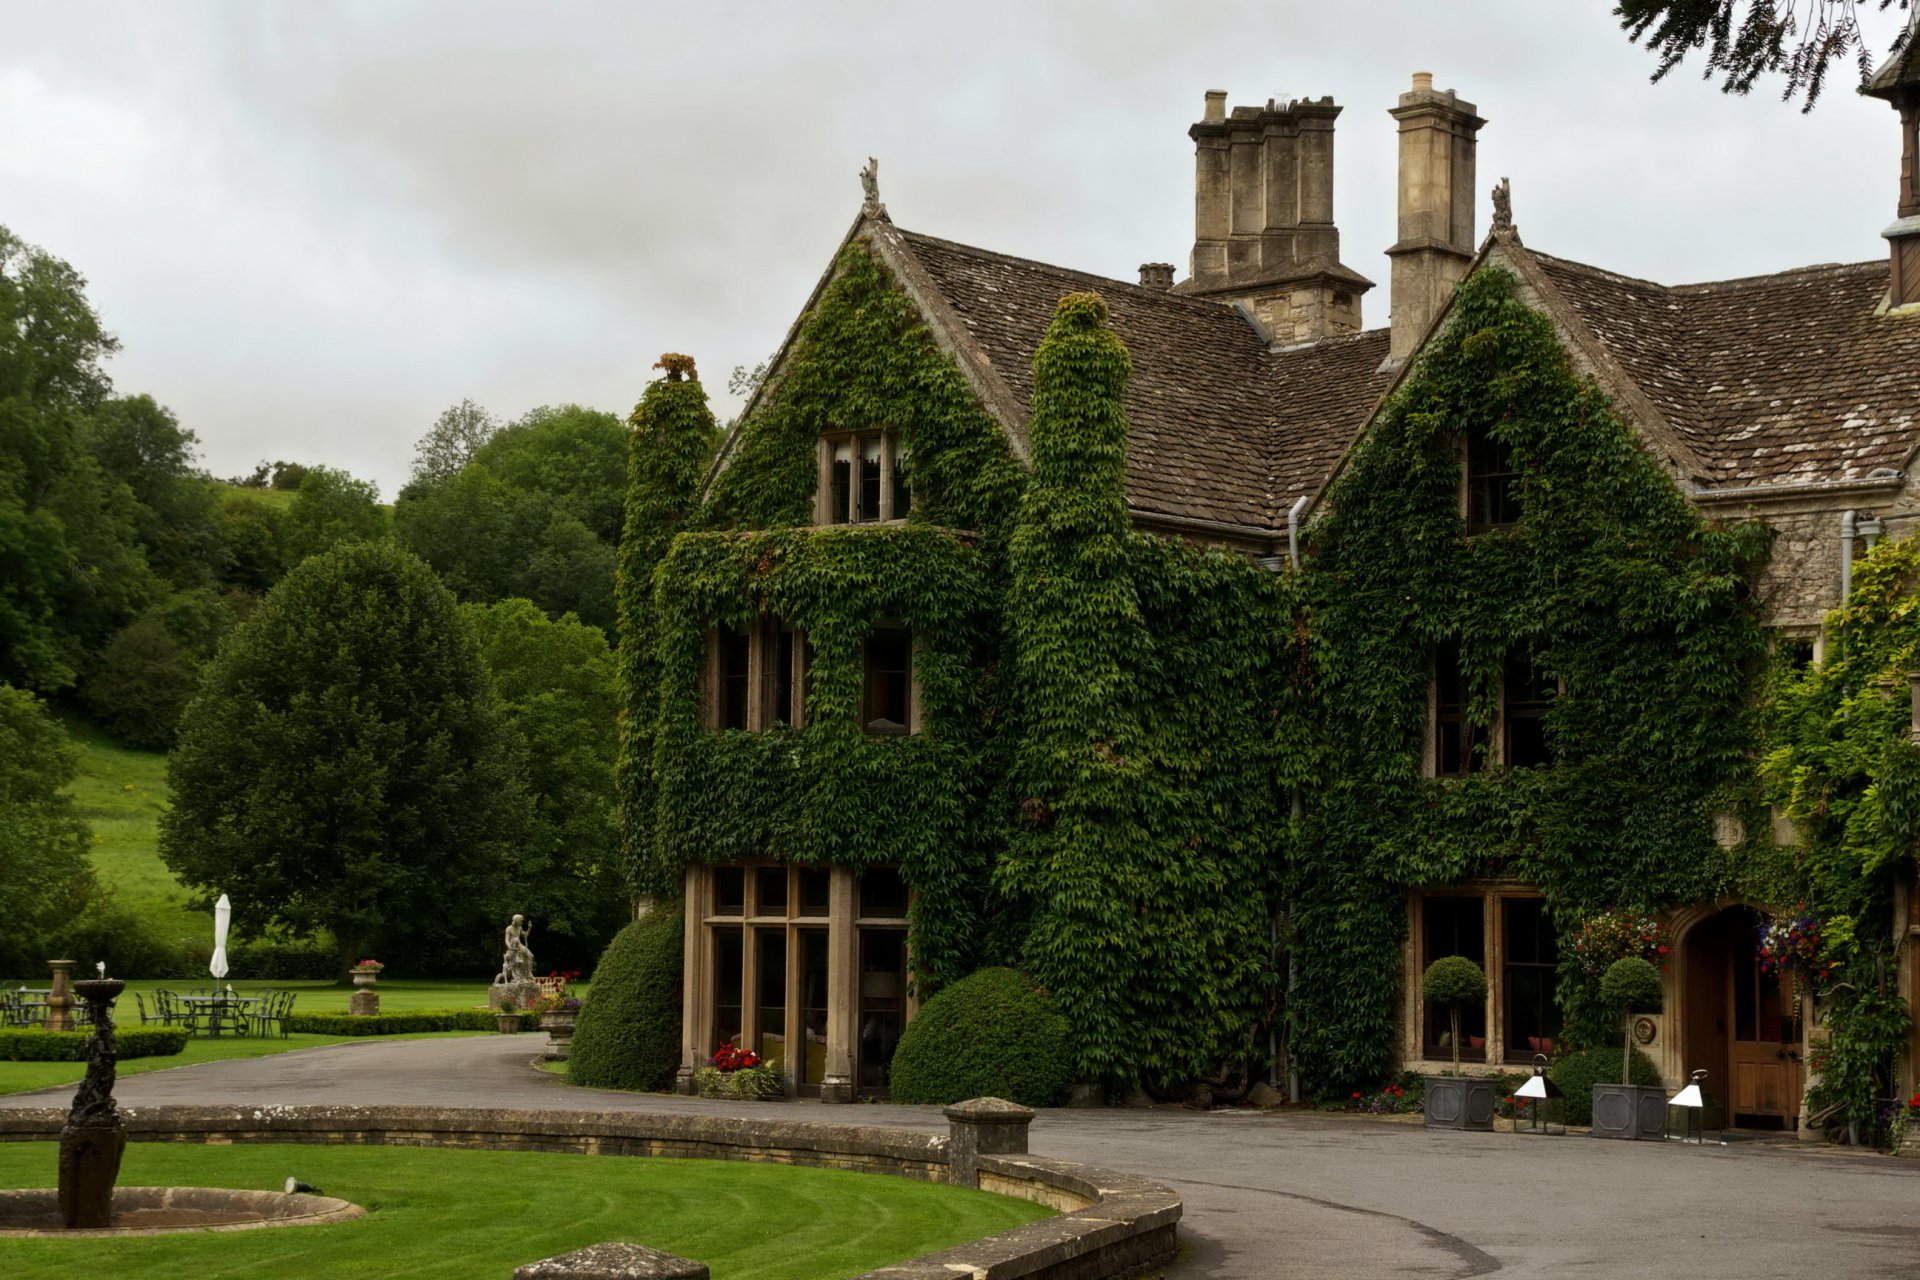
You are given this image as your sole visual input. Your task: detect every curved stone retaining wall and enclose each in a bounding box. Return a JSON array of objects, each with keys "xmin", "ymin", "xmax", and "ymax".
[{"xmin": 0, "ymin": 1104, "xmax": 1179, "ymax": 1279}]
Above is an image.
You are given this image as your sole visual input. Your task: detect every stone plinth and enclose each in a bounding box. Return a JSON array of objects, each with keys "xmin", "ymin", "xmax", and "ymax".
[
  {"xmin": 514, "ymin": 1242, "xmax": 709, "ymax": 1279},
  {"xmin": 57, "ymin": 1123, "xmax": 125, "ymax": 1229},
  {"xmin": 490, "ymin": 981, "xmax": 539, "ymax": 1013},
  {"xmin": 943, "ymin": 1096, "xmax": 1034, "ymax": 1189},
  {"xmin": 45, "ymin": 961, "xmax": 76, "ymax": 1033},
  {"xmin": 348, "ymin": 989, "xmax": 379, "ymax": 1017}
]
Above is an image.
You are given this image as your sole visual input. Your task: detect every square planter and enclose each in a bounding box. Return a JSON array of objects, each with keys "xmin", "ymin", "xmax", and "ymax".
[
  {"xmin": 1423, "ymin": 1075, "xmax": 1498, "ymax": 1131},
  {"xmin": 1590, "ymin": 1083, "xmax": 1668, "ymax": 1140}
]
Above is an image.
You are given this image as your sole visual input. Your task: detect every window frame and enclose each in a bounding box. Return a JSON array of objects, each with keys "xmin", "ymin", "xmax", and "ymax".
[
  {"xmin": 816, "ymin": 431, "xmax": 911, "ymax": 526},
  {"xmin": 1407, "ymin": 885, "xmax": 1561, "ymax": 1067},
  {"xmin": 1463, "ymin": 425, "xmax": 1521, "ymax": 532}
]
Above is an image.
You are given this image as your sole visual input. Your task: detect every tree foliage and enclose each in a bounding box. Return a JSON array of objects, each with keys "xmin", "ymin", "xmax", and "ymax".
[
  {"xmin": 0, "ymin": 686, "xmax": 98, "ymax": 976},
  {"xmin": 161, "ymin": 541, "xmax": 529, "ymax": 971},
  {"xmin": 395, "ymin": 404, "xmax": 625, "ymax": 633},
  {"xmin": 462, "ymin": 597, "xmax": 626, "ymax": 963},
  {"xmin": 1616, "ymin": 0, "xmax": 1913, "ymax": 108},
  {"xmin": 281, "ymin": 465, "xmax": 388, "ymax": 565},
  {"xmin": 409, "ymin": 398, "xmax": 500, "ymax": 492}
]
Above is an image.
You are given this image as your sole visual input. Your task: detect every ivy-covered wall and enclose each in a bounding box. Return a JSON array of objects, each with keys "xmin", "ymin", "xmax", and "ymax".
[
  {"xmin": 619, "ymin": 239, "xmax": 1908, "ymax": 1109},
  {"xmin": 1294, "ymin": 268, "xmax": 1773, "ymax": 1088}
]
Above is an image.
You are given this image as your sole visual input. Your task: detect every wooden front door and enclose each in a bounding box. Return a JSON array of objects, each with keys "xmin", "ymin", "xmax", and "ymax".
[{"xmin": 1727, "ymin": 937, "xmax": 1803, "ymax": 1127}]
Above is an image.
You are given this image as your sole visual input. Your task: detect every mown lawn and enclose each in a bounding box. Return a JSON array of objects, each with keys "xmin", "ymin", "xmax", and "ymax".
[{"xmin": 0, "ymin": 1143, "xmax": 1051, "ymax": 1279}]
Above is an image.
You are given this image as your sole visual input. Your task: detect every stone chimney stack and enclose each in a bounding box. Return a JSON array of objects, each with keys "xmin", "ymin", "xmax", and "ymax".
[
  {"xmin": 1138, "ymin": 262, "xmax": 1176, "ymax": 291},
  {"xmin": 1865, "ymin": 29, "xmax": 1920, "ymax": 309},
  {"xmin": 1385, "ymin": 72, "xmax": 1485, "ymax": 365},
  {"xmin": 1179, "ymin": 90, "xmax": 1374, "ymax": 346}
]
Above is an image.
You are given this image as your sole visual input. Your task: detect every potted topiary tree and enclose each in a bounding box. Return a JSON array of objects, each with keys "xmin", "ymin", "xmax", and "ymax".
[
  {"xmin": 1421, "ymin": 956, "xmax": 1498, "ymax": 1131},
  {"xmin": 1590, "ymin": 956, "xmax": 1667, "ymax": 1140}
]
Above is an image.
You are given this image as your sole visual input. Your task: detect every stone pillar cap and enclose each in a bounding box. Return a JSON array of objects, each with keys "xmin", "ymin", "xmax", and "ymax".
[
  {"xmin": 943, "ymin": 1097, "xmax": 1036, "ymax": 1123},
  {"xmin": 513, "ymin": 1241, "xmax": 709, "ymax": 1280}
]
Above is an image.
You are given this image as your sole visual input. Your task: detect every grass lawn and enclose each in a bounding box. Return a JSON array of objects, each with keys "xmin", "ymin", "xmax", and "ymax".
[
  {"xmin": 0, "ymin": 1031, "xmax": 491, "ymax": 1097},
  {"xmin": 58, "ymin": 717, "xmax": 202, "ymax": 945},
  {"xmin": 0, "ymin": 1143, "xmax": 1050, "ymax": 1278}
]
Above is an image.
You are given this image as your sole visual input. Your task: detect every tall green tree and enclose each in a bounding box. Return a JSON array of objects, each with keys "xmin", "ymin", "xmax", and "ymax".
[
  {"xmin": 0, "ymin": 225, "xmax": 155, "ymax": 692},
  {"xmin": 463, "ymin": 598, "xmax": 626, "ymax": 963},
  {"xmin": 161, "ymin": 541, "xmax": 528, "ymax": 971},
  {"xmin": 394, "ymin": 404, "xmax": 627, "ymax": 633},
  {"xmin": 0, "ymin": 685, "xmax": 98, "ymax": 976},
  {"xmin": 408, "ymin": 398, "xmax": 500, "ymax": 494},
  {"xmin": 615, "ymin": 355, "xmax": 718, "ymax": 900}
]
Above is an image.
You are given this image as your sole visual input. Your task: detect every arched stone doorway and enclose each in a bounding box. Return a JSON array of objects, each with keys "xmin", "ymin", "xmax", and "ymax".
[{"xmin": 1677, "ymin": 903, "xmax": 1805, "ymax": 1130}]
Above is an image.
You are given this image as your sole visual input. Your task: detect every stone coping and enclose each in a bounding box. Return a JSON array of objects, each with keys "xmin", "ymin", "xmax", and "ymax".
[{"xmin": 0, "ymin": 1105, "xmax": 1179, "ymax": 1278}]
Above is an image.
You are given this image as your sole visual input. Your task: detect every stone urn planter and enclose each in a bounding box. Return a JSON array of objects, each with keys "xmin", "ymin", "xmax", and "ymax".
[
  {"xmin": 1422, "ymin": 1075, "xmax": 1499, "ymax": 1131},
  {"xmin": 351, "ymin": 972, "xmax": 378, "ymax": 989},
  {"xmin": 495, "ymin": 1011, "xmax": 523, "ymax": 1035},
  {"xmin": 538, "ymin": 1010, "xmax": 577, "ymax": 1061},
  {"xmin": 1590, "ymin": 1083, "xmax": 1668, "ymax": 1140}
]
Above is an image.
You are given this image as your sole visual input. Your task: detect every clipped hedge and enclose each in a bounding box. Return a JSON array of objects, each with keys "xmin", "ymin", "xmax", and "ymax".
[
  {"xmin": 568, "ymin": 904, "xmax": 684, "ymax": 1092},
  {"xmin": 0, "ymin": 1027, "xmax": 188, "ymax": 1062},
  {"xmin": 286, "ymin": 1008, "xmax": 532, "ymax": 1037},
  {"xmin": 889, "ymin": 967, "xmax": 1074, "ymax": 1107},
  {"xmin": 1550, "ymin": 1044, "xmax": 1662, "ymax": 1126}
]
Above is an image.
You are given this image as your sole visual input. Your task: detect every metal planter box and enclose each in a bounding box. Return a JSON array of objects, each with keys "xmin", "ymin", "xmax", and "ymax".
[
  {"xmin": 1423, "ymin": 1075, "xmax": 1498, "ymax": 1131},
  {"xmin": 1590, "ymin": 1083, "xmax": 1668, "ymax": 1140}
]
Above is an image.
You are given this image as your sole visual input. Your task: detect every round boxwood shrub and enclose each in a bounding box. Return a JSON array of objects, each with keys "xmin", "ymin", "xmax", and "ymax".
[
  {"xmin": 1598, "ymin": 956, "xmax": 1663, "ymax": 1012},
  {"xmin": 889, "ymin": 968, "xmax": 1073, "ymax": 1107},
  {"xmin": 1422, "ymin": 955, "xmax": 1488, "ymax": 1071},
  {"xmin": 1549, "ymin": 1044, "xmax": 1662, "ymax": 1126},
  {"xmin": 566, "ymin": 902, "xmax": 683, "ymax": 1092}
]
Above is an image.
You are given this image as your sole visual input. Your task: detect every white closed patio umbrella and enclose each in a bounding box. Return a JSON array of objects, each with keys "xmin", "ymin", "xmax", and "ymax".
[{"xmin": 210, "ymin": 894, "xmax": 231, "ymax": 982}]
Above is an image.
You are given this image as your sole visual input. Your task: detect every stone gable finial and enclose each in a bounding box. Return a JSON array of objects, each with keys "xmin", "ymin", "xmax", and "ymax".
[
  {"xmin": 860, "ymin": 157, "xmax": 885, "ymax": 218},
  {"xmin": 1490, "ymin": 176, "xmax": 1514, "ymax": 238}
]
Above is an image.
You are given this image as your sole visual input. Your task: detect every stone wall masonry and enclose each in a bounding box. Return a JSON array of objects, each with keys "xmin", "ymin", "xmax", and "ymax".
[{"xmin": 0, "ymin": 1103, "xmax": 1180, "ymax": 1280}]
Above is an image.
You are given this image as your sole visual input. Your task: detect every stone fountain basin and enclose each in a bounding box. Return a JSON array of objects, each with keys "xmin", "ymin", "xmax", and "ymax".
[{"xmin": 0, "ymin": 1186, "xmax": 364, "ymax": 1237}]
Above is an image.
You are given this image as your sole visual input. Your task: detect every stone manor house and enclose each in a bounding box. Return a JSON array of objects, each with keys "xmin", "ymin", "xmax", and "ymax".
[{"xmin": 644, "ymin": 57, "xmax": 1920, "ymax": 1126}]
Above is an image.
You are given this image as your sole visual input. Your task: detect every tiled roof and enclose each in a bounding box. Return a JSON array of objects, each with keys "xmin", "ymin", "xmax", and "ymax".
[
  {"xmin": 1533, "ymin": 253, "xmax": 1920, "ymax": 488},
  {"xmin": 900, "ymin": 229, "xmax": 1392, "ymax": 531}
]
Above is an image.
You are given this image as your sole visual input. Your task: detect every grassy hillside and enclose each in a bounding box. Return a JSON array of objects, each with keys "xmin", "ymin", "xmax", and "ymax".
[
  {"xmin": 214, "ymin": 480, "xmax": 298, "ymax": 511},
  {"xmin": 60, "ymin": 716, "xmax": 204, "ymax": 945}
]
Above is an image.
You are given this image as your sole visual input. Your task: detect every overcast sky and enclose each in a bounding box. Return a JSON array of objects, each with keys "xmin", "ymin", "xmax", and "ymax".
[{"xmin": 3, "ymin": 2, "xmax": 1910, "ymax": 496}]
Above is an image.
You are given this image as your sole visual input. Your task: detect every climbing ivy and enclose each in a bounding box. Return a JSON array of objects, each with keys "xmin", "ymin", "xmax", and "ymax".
[
  {"xmin": 1764, "ymin": 534, "xmax": 1920, "ymax": 1131},
  {"xmin": 615, "ymin": 355, "xmax": 718, "ymax": 900},
  {"xmin": 1295, "ymin": 267, "xmax": 1773, "ymax": 1089},
  {"xmin": 996, "ymin": 293, "xmax": 1295, "ymax": 1090}
]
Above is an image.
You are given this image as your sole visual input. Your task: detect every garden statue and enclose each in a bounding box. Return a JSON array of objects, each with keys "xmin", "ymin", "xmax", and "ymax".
[{"xmin": 489, "ymin": 914, "xmax": 539, "ymax": 1012}]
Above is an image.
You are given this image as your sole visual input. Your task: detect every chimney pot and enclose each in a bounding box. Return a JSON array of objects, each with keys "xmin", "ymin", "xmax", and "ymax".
[
  {"xmin": 1138, "ymin": 263, "xmax": 1176, "ymax": 291},
  {"xmin": 1411, "ymin": 71, "xmax": 1433, "ymax": 92},
  {"xmin": 1204, "ymin": 90, "xmax": 1227, "ymax": 123}
]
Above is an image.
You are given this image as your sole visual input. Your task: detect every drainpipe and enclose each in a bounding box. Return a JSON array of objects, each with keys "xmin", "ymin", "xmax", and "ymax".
[
  {"xmin": 1841, "ymin": 509, "xmax": 1857, "ymax": 604},
  {"xmin": 1287, "ymin": 495, "xmax": 1309, "ymax": 570}
]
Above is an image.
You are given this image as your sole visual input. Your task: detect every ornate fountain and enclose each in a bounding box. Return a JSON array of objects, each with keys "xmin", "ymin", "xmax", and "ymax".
[
  {"xmin": 0, "ymin": 965, "xmax": 365, "ymax": 1237},
  {"xmin": 58, "ymin": 970, "xmax": 127, "ymax": 1228}
]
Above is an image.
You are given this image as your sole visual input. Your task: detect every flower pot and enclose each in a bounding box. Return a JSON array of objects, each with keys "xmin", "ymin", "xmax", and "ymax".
[
  {"xmin": 1422, "ymin": 1075, "xmax": 1498, "ymax": 1131},
  {"xmin": 495, "ymin": 1013, "xmax": 523, "ymax": 1035},
  {"xmin": 539, "ymin": 1011, "xmax": 577, "ymax": 1061},
  {"xmin": 351, "ymin": 972, "xmax": 379, "ymax": 988},
  {"xmin": 1590, "ymin": 1083, "xmax": 1668, "ymax": 1140}
]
